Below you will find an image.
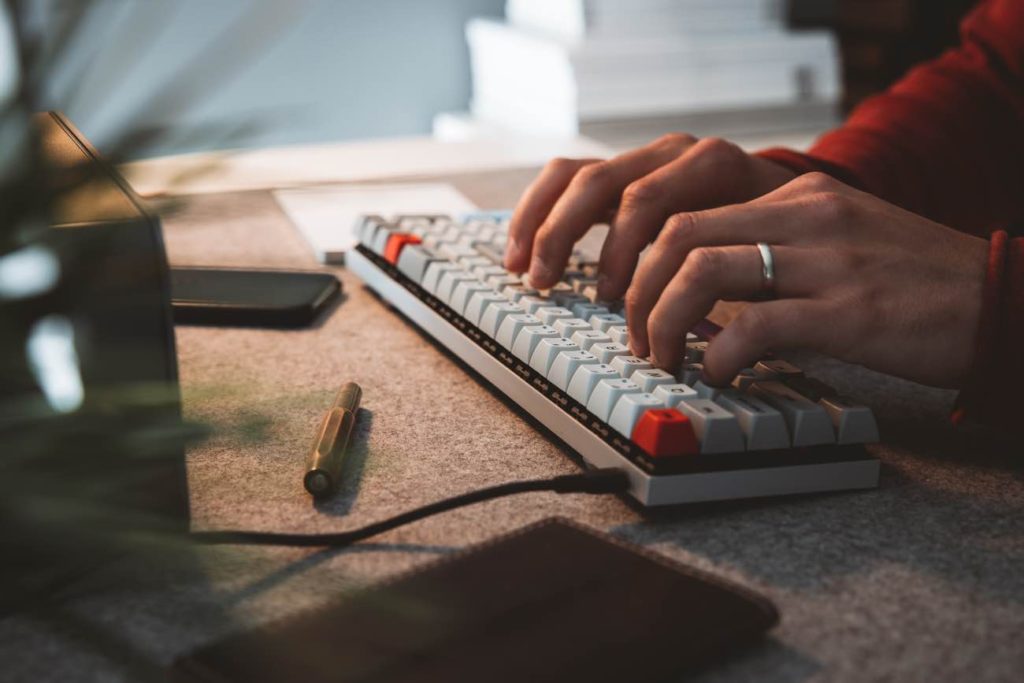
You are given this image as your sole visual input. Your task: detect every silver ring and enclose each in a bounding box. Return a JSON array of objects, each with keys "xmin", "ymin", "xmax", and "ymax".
[{"xmin": 756, "ymin": 242, "xmax": 776, "ymax": 296}]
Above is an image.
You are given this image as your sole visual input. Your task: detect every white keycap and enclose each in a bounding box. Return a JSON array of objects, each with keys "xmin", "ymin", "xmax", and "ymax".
[
  {"xmin": 571, "ymin": 330, "xmax": 612, "ymax": 351},
  {"xmin": 610, "ymin": 356, "xmax": 651, "ymax": 379},
  {"xmin": 464, "ymin": 292, "xmax": 506, "ymax": 327},
  {"xmin": 553, "ymin": 318, "xmax": 592, "ymax": 337},
  {"xmin": 357, "ymin": 215, "xmax": 387, "ymax": 247},
  {"xmin": 685, "ymin": 341, "xmax": 708, "ymax": 363},
  {"xmin": 715, "ymin": 389, "xmax": 790, "ymax": 450},
  {"xmin": 536, "ymin": 306, "xmax": 574, "ymax": 326},
  {"xmin": 591, "ymin": 342, "xmax": 630, "ymax": 364},
  {"xmin": 544, "ymin": 282, "xmax": 575, "ymax": 300},
  {"xmin": 751, "ymin": 381, "xmax": 835, "ymax": 447},
  {"xmin": 450, "ymin": 282, "xmax": 493, "ymax": 316},
  {"xmin": 653, "ymin": 383, "xmax": 700, "ymax": 407},
  {"xmin": 496, "ymin": 314, "xmax": 543, "ymax": 350},
  {"xmin": 436, "ymin": 271, "xmax": 477, "ymax": 305},
  {"xmin": 422, "ymin": 232, "xmax": 454, "ymax": 252},
  {"xmin": 608, "ymin": 393, "xmax": 665, "ymax": 438},
  {"xmin": 518, "ymin": 296, "xmax": 551, "ymax": 315},
  {"xmin": 567, "ymin": 364, "xmax": 620, "ymax": 405},
  {"xmin": 571, "ymin": 302, "xmax": 609, "ymax": 320},
  {"xmin": 503, "ymin": 285, "xmax": 540, "ymax": 303},
  {"xmin": 608, "ymin": 325, "xmax": 630, "ymax": 346},
  {"xmin": 421, "ymin": 262, "xmax": 460, "ymax": 295},
  {"xmin": 820, "ymin": 395, "xmax": 880, "ymax": 444},
  {"xmin": 731, "ymin": 368, "xmax": 760, "ymax": 391},
  {"xmin": 590, "ymin": 313, "xmax": 626, "ymax": 332},
  {"xmin": 586, "ymin": 378, "xmax": 642, "ymax": 421},
  {"xmin": 488, "ymin": 274, "xmax": 521, "ymax": 290},
  {"xmin": 693, "ymin": 380, "xmax": 724, "ymax": 400},
  {"xmin": 459, "ymin": 255, "xmax": 492, "ymax": 271},
  {"xmin": 472, "ymin": 264, "xmax": 507, "ymax": 281},
  {"xmin": 512, "ymin": 325, "xmax": 559, "ymax": 362},
  {"xmin": 679, "ymin": 363, "xmax": 704, "ymax": 386},
  {"xmin": 675, "ymin": 400, "xmax": 746, "ymax": 454},
  {"xmin": 479, "ymin": 302, "xmax": 523, "ymax": 338},
  {"xmin": 530, "ymin": 338, "xmax": 579, "ymax": 376},
  {"xmin": 438, "ymin": 242, "xmax": 477, "ymax": 262},
  {"xmin": 632, "ymin": 368, "xmax": 677, "ymax": 393},
  {"xmin": 371, "ymin": 226, "xmax": 393, "ymax": 255},
  {"xmin": 548, "ymin": 350, "xmax": 599, "ymax": 391},
  {"xmin": 396, "ymin": 245, "xmax": 439, "ymax": 284}
]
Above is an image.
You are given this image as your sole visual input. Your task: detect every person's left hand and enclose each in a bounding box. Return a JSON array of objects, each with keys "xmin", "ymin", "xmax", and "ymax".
[{"xmin": 626, "ymin": 172, "xmax": 989, "ymax": 389}]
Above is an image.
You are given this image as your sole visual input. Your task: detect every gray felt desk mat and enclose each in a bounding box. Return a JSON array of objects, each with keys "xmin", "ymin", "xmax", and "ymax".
[{"xmin": 1, "ymin": 168, "xmax": 1022, "ymax": 682}]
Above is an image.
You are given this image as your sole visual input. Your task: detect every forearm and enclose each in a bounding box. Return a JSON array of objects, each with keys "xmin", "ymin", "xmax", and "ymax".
[{"xmin": 760, "ymin": 0, "xmax": 1024, "ymax": 236}]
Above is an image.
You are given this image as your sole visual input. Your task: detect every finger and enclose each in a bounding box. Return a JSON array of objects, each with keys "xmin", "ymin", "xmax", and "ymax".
[
  {"xmin": 701, "ymin": 299, "xmax": 836, "ymax": 385},
  {"xmin": 506, "ymin": 157, "xmax": 601, "ymax": 272},
  {"xmin": 527, "ymin": 134, "xmax": 696, "ymax": 288},
  {"xmin": 626, "ymin": 200, "xmax": 810, "ymax": 357},
  {"xmin": 598, "ymin": 137, "xmax": 754, "ymax": 300},
  {"xmin": 644, "ymin": 245, "xmax": 822, "ymax": 370}
]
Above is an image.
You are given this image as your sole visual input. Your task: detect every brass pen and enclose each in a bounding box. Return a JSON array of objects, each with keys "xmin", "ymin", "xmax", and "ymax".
[{"xmin": 303, "ymin": 382, "xmax": 362, "ymax": 498}]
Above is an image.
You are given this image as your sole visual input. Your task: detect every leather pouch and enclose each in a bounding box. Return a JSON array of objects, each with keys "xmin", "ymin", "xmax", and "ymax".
[{"xmin": 171, "ymin": 517, "xmax": 779, "ymax": 682}]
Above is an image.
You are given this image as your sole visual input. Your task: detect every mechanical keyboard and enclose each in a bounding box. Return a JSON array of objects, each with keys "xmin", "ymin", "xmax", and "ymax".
[{"xmin": 347, "ymin": 211, "xmax": 880, "ymax": 506}]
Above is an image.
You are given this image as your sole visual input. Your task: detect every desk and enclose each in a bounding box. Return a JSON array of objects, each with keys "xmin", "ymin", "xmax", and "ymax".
[{"xmin": 2, "ymin": 163, "xmax": 1023, "ymax": 683}]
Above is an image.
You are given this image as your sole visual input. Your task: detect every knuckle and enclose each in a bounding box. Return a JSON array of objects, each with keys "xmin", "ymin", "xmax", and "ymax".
[
  {"xmin": 681, "ymin": 247, "xmax": 721, "ymax": 285},
  {"xmin": 693, "ymin": 136, "xmax": 744, "ymax": 164},
  {"xmin": 834, "ymin": 246, "xmax": 868, "ymax": 273},
  {"xmin": 574, "ymin": 161, "xmax": 614, "ymax": 190},
  {"xmin": 793, "ymin": 171, "xmax": 836, "ymax": 193},
  {"xmin": 621, "ymin": 177, "xmax": 664, "ymax": 207},
  {"xmin": 546, "ymin": 156, "xmax": 577, "ymax": 175},
  {"xmin": 661, "ymin": 211, "xmax": 700, "ymax": 246},
  {"xmin": 656, "ymin": 131, "xmax": 697, "ymax": 149},
  {"xmin": 809, "ymin": 190, "xmax": 855, "ymax": 223}
]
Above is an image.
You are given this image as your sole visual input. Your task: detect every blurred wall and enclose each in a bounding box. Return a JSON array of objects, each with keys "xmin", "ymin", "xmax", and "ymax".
[{"xmin": 40, "ymin": 0, "xmax": 504, "ymax": 158}]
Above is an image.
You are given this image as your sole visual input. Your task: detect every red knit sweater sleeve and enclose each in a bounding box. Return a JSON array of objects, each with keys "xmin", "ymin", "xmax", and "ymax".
[{"xmin": 756, "ymin": 0, "xmax": 1024, "ymax": 427}]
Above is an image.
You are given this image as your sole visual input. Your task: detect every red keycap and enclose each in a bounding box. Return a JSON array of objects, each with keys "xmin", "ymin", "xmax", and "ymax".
[
  {"xmin": 632, "ymin": 408, "xmax": 699, "ymax": 458},
  {"xmin": 384, "ymin": 233, "xmax": 422, "ymax": 265}
]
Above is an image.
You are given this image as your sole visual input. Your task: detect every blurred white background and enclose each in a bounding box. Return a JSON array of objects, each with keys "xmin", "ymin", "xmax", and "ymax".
[{"xmin": 7, "ymin": 0, "xmax": 504, "ymax": 158}]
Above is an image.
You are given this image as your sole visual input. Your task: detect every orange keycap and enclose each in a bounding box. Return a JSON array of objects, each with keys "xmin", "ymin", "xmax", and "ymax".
[
  {"xmin": 632, "ymin": 408, "xmax": 699, "ymax": 458},
  {"xmin": 384, "ymin": 233, "xmax": 422, "ymax": 265}
]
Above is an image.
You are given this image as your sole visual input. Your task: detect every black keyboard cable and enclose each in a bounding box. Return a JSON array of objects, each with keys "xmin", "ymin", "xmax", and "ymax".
[{"xmin": 190, "ymin": 467, "xmax": 630, "ymax": 548}]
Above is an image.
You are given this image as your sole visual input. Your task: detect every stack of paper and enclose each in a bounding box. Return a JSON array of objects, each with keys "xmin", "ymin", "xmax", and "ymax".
[{"xmin": 444, "ymin": 0, "xmax": 840, "ymax": 139}]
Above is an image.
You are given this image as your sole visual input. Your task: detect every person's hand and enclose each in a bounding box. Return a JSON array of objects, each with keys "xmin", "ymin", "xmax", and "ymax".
[
  {"xmin": 504, "ymin": 134, "xmax": 797, "ymax": 300},
  {"xmin": 626, "ymin": 172, "xmax": 989, "ymax": 389}
]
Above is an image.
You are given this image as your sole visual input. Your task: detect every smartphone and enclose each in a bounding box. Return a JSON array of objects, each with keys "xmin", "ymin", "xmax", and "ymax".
[{"xmin": 170, "ymin": 267, "xmax": 341, "ymax": 328}]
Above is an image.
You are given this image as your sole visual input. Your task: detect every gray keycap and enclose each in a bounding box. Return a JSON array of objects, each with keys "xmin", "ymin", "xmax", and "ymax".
[
  {"xmin": 675, "ymin": 400, "xmax": 746, "ymax": 454},
  {"xmin": 751, "ymin": 381, "xmax": 835, "ymax": 447},
  {"xmin": 716, "ymin": 389, "xmax": 790, "ymax": 450}
]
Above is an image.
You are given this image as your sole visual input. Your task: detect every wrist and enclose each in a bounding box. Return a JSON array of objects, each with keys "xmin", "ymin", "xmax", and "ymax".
[{"xmin": 953, "ymin": 230, "xmax": 1009, "ymax": 423}]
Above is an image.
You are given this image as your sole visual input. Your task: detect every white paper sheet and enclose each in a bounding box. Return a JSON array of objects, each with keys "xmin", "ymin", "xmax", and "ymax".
[{"xmin": 273, "ymin": 183, "xmax": 478, "ymax": 263}]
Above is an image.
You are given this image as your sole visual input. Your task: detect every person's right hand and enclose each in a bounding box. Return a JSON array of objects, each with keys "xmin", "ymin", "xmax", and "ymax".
[{"xmin": 504, "ymin": 133, "xmax": 797, "ymax": 301}]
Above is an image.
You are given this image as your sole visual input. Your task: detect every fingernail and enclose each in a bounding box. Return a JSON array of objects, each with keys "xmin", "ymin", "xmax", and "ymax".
[
  {"xmin": 529, "ymin": 258, "xmax": 553, "ymax": 286},
  {"xmin": 504, "ymin": 239, "xmax": 521, "ymax": 269}
]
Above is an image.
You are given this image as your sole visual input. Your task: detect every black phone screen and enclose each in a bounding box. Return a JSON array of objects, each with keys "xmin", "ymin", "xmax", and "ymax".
[{"xmin": 170, "ymin": 267, "xmax": 341, "ymax": 328}]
